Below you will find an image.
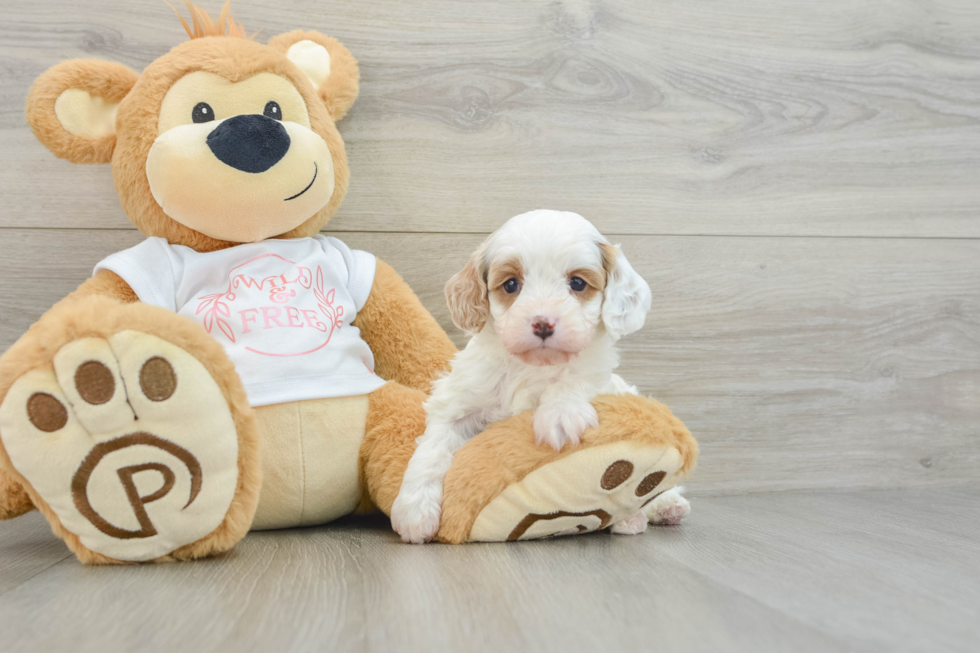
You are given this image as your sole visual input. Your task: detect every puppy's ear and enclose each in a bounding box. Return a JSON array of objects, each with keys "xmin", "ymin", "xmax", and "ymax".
[
  {"xmin": 26, "ymin": 59, "xmax": 139, "ymax": 164},
  {"xmin": 445, "ymin": 251, "xmax": 489, "ymax": 333},
  {"xmin": 600, "ymin": 243, "xmax": 652, "ymax": 339},
  {"xmin": 268, "ymin": 30, "xmax": 360, "ymax": 121}
]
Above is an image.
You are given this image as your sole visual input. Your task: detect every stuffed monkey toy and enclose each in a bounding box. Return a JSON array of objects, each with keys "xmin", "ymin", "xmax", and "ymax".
[{"xmin": 0, "ymin": 3, "xmax": 697, "ymax": 563}]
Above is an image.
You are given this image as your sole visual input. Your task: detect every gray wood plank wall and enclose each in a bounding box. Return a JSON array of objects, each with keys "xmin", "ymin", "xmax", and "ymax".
[{"xmin": 1, "ymin": 0, "xmax": 978, "ymax": 495}]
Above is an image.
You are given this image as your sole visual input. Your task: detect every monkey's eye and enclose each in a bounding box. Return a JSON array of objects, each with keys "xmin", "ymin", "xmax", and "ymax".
[
  {"xmin": 569, "ymin": 277, "xmax": 587, "ymax": 292},
  {"xmin": 503, "ymin": 278, "xmax": 521, "ymax": 294},
  {"xmin": 192, "ymin": 102, "xmax": 214, "ymax": 123},
  {"xmin": 264, "ymin": 101, "xmax": 282, "ymax": 120}
]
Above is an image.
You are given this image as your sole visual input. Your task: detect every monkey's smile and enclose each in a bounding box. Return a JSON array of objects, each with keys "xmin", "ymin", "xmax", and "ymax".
[{"xmin": 284, "ymin": 163, "xmax": 317, "ymax": 201}]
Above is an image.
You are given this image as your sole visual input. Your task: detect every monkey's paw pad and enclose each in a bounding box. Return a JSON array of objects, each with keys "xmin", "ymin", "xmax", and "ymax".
[
  {"xmin": 0, "ymin": 331, "xmax": 239, "ymax": 561},
  {"xmin": 467, "ymin": 441, "xmax": 682, "ymax": 541}
]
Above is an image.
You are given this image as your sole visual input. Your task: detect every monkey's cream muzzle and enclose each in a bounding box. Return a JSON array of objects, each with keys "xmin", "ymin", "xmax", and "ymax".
[{"xmin": 146, "ymin": 71, "xmax": 335, "ymax": 243}]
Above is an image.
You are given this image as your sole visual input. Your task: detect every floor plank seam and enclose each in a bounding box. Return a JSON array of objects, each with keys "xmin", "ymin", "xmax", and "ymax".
[
  {"xmin": 689, "ymin": 482, "xmax": 979, "ymax": 501},
  {"xmin": 2, "ymin": 226, "xmax": 980, "ymax": 242},
  {"xmin": 0, "ymin": 552, "xmax": 74, "ymax": 600},
  {"xmin": 653, "ymin": 538, "xmax": 872, "ymax": 651}
]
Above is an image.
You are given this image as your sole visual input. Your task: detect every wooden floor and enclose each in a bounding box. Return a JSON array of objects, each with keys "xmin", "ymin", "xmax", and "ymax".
[{"xmin": 0, "ymin": 488, "xmax": 977, "ymax": 652}]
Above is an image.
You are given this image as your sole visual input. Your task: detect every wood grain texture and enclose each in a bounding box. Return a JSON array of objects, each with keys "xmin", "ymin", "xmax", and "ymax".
[
  {"xmin": 0, "ymin": 229, "xmax": 977, "ymax": 494},
  {"xmin": 656, "ymin": 488, "xmax": 980, "ymax": 653},
  {"xmin": 1, "ymin": 489, "xmax": 978, "ymax": 652},
  {"xmin": 2, "ymin": 0, "xmax": 980, "ymax": 235},
  {"xmin": 0, "ymin": 510, "xmax": 72, "ymax": 597},
  {"xmin": 304, "ymin": 232, "xmax": 980, "ymax": 495}
]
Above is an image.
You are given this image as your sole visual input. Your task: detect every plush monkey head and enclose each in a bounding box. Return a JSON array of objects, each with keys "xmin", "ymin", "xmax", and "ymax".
[{"xmin": 25, "ymin": 2, "xmax": 359, "ymax": 251}]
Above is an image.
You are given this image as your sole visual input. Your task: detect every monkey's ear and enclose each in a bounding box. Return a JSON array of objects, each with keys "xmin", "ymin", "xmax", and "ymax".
[
  {"xmin": 268, "ymin": 30, "xmax": 360, "ymax": 121},
  {"xmin": 26, "ymin": 59, "xmax": 139, "ymax": 164}
]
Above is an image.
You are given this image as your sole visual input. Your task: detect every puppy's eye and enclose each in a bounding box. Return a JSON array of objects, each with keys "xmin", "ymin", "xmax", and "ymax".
[
  {"xmin": 503, "ymin": 278, "xmax": 521, "ymax": 294},
  {"xmin": 569, "ymin": 277, "xmax": 587, "ymax": 292},
  {"xmin": 264, "ymin": 101, "xmax": 282, "ymax": 120},
  {"xmin": 192, "ymin": 102, "xmax": 215, "ymax": 123}
]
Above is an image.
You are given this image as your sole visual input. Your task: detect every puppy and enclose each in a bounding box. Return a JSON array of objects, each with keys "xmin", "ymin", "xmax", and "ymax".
[{"xmin": 390, "ymin": 210, "xmax": 689, "ymax": 543}]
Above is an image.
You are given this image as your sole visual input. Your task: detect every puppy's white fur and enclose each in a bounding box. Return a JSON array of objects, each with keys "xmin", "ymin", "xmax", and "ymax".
[{"xmin": 391, "ymin": 210, "xmax": 685, "ymax": 543}]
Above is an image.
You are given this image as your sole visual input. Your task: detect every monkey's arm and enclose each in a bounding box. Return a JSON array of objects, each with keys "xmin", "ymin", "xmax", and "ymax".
[{"xmin": 354, "ymin": 260, "xmax": 456, "ymax": 393}]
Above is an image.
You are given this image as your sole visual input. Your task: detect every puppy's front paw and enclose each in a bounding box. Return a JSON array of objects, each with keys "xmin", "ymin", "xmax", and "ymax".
[
  {"xmin": 646, "ymin": 487, "xmax": 691, "ymax": 525},
  {"xmin": 610, "ymin": 511, "xmax": 648, "ymax": 535},
  {"xmin": 533, "ymin": 401, "xmax": 598, "ymax": 451},
  {"xmin": 390, "ymin": 485, "xmax": 443, "ymax": 544}
]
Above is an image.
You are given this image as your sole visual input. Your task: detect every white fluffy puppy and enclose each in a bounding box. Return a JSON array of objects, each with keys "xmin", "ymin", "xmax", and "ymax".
[{"xmin": 391, "ymin": 210, "xmax": 689, "ymax": 543}]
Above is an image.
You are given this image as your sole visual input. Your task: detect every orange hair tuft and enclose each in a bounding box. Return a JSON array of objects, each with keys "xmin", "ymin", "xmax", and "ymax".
[{"xmin": 169, "ymin": 1, "xmax": 248, "ymax": 39}]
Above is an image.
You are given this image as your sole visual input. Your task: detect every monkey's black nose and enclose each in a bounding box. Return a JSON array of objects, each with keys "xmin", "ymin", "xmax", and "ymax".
[{"xmin": 206, "ymin": 114, "xmax": 290, "ymax": 173}]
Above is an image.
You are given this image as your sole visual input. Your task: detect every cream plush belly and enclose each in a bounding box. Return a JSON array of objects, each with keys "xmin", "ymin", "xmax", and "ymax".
[{"xmin": 250, "ymin": 395, "xmax": 368, "ymax": 530}]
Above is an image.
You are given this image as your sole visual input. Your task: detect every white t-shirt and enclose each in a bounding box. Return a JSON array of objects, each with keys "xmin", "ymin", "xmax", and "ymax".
[{"xmin": 95, "ymin": 236, "xmax": 386, "ymax": 407}]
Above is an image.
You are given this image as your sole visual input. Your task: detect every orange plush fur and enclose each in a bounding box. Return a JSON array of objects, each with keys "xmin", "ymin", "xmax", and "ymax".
[
  {"xmin": 437, "ymin": 394, "xmax": 698, "ymax": 543},
  {"xmin": 354, "ymin": 262, "xmax": 457, "ymax": 393},
  {"xmin": 358, "ymin": 382, "xmax": 429, "ymax": 514},
  {"xmin": 170, "ymin": 0, "xmax": 249, "ymax": 40},
  {"xmin": 358, "ymin": 386, "xmax": 698, "ymax": 542},
  {"xmin": 0, "ymin": 470, "xmax": 32, "ymax": 520}
]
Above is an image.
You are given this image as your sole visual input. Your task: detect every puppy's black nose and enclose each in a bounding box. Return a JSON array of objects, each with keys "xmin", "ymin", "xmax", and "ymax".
[
  {"xmin": 206, "ymin": 114, "xmax": 290, "ymax": 173},
  {"xmin": 532, "ymin": 320, "xmax": 555, "ymax": 340}
]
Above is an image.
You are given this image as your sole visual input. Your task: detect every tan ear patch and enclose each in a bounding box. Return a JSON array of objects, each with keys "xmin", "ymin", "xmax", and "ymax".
[
  {"xmin": 287, "ymin": 40, "xmax": 332, "ymax": 90},
  {"xmin": 445, "ymin": 254, "xmax": 490, "ymax": 332},
  {"xmin": 26, "ymin": 59, "xmax": 138, "ymax": 164},
  {"xmin": 54, "ymin": 89, "xmax": 119, "ymax": 139},
  {"xmin": 268, "ymin": 30, "xmax": 360, "ymax": 120},
  {"xmin": 599, "ymin": 242, "xmax": 619, "ymax": 275}
]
